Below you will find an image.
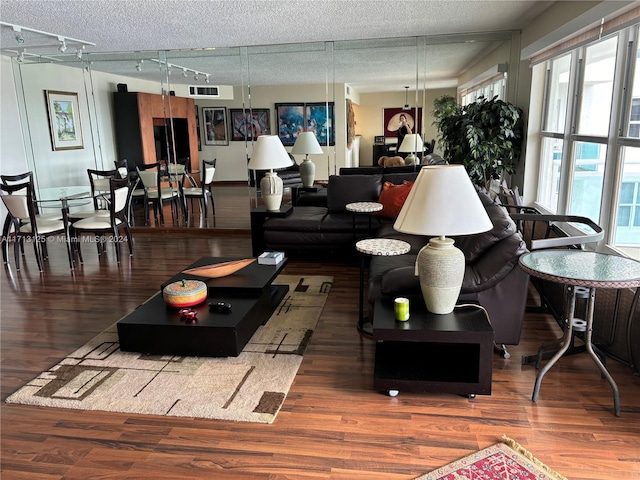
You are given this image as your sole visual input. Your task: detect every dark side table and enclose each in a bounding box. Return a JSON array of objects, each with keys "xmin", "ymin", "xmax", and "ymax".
[
  {"xmin": 372, "ymin": 298, "xmax": 494, "ymax": 398},
  {"xmin": 250, "ymin": 204, "xmax": 293, "ymax": 256},
  {"xmin": 519, "ymin": 250, "xmax": 640, "ymax": 416}
]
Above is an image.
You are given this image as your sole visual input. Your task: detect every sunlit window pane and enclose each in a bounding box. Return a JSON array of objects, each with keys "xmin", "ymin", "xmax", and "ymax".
[
  {"xmin": 625, "ymin": 42, "xmax": 640, "ymax": 137},
  {"xmin": 568, "ymin": 141, "xmax": 606, "ymax": 221},
  {"xmin": 614, "ymin": 146, "xmax": 640, "ymax": 247},
  {"xmin": 544, "ymin": 54, "xmax": 571, "ymax": 133},
  {"xmin": 577, "ymin": 36, "xmax": 617, "ymax": 136},
  {"xmin": 538, "ymin": 137, "xmax": 562, "ymax": 212}
]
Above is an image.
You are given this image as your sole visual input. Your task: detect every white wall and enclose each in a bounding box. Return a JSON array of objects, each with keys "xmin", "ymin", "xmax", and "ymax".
[
  {"xmin": 0, "ymin": 56, "xmax": 29, "ymax": 221},
  {"xmin": 195, "ymin": 83, "xmax": 344, "ymax": 181},
  {"xmin": 0, "ymin": 56, "xmax": 28, "ymax": 175}
]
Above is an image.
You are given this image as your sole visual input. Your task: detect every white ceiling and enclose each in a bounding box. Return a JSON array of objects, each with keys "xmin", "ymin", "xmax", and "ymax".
[{"xmin": 0, "ymin": 0, "xmax": 555, "ymax": 92}]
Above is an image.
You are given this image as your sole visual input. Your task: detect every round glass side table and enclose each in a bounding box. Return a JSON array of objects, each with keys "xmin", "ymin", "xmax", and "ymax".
[{"xmin": 519, "ymin": 250, "xmax": 640, "ymax": 416}]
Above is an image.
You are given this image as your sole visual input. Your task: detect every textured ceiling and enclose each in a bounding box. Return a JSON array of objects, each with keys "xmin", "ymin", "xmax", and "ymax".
[{"xmin": 0, "ymin": 0, "xmax": 554, "ymax": 92}]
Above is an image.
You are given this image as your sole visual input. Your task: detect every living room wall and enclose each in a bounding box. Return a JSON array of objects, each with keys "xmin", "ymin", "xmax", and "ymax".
[
  {"xmin": 3, "ymin": 58, "xmax": 354, "ymax": 186},
  {"xmin": 357, "ymin": 88, "xmax": 455, "ymax": 167},
  {"xmin": 195, "ymin": 83, "xmax": 345, "ymax": 182}
]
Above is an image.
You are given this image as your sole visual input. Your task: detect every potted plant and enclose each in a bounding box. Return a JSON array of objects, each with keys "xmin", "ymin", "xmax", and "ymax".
[{"xmin": 432, "ymin": 95, "xmax": 524, "ymax": 190}]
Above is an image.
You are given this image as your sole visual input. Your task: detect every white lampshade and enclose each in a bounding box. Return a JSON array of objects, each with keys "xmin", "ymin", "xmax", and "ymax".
[
  {"xmin": 393, "ymin": 165, "xmax": 492, "ymax": 314},
  {"xmin": 291, "ymin": 132, "xmax": 324, "ymax": 155},
  {"xmin": 394, "ymin": 165, "xmax": 492, "ymax": 236},
  {"xmin": 247, "ymin": 135, "xmax": 293, "ymax": 212},
  {"xmin": 398, "ymin": 134, "xmax": 424, "ymax": 154},
  {"xmin": 291, "ymin": 132, "xmax": 323, "ymax": 187},
  {"xmin": 247, "ymin": 135, "xmax": 293, "ymax": 170}
]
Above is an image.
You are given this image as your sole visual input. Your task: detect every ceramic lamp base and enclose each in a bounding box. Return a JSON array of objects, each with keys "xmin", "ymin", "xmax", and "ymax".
[
  {"xmin": 260, "ymin": 171, "xmax": 284, "ymax": 211},
  {"xmin": 415, "ymin": 236, "xmax": 464, "ymax": 314},
  {"xmin": 404, "ymin": 154, "xmax": 416, "ymax": 165},
  {"xmin": 299, "ymin": 157, "xmax": 316, "ymax": 187}
]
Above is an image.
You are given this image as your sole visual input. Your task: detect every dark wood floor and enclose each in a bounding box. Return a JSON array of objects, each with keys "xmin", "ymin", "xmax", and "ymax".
[{"xmin": 2, "ymin": 191, "xmax": 640, "ymax": 479}]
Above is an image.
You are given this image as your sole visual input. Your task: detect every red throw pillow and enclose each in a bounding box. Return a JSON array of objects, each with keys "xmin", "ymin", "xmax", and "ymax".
[{"xmin": 375, "ymin": 181, "xmax": 414, "ymax": 218}]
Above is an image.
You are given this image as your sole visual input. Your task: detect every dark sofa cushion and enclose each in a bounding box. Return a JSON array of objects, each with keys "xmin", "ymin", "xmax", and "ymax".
[
  {"xmin": 453, "ymin": 192, "xmax": 517, "ymax": 263},
  {"xmin": 262, "ymin": 207, "xmax": 327, "ymax": 231},
  {"xmin": 326, "ymin": 174, "xmax": 382, "ymax": 213},
  {"xmin": 382, "ymin": 165, "xmax": 419, "ymax": 174},
  {"xmin": 382, "ymin": 171, "xmax": 419, "ymax": 185},
  {"xmin": 339, "ymin": 167, "xmax": 383, "ymax": 175}
]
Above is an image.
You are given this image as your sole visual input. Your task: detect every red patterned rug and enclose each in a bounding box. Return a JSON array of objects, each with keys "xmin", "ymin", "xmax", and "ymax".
[{"xmin": 416, "ymin": 436, "xmax": 567, "ymax": 480}]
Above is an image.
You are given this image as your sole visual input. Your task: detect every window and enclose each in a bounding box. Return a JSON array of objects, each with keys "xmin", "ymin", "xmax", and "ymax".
[
  {"xmin": 614, "ymin": 146, "xmax": 640, "ymax": 246},
  {"xmin": 544, "ymin": 54, "xmax": 571, "ymax": 133},
  {"xmin": 536, "ymin": 24, "xmax": 640, "ymax": 258},
  {"xmin": 569, "ymin": 141, "xmax": 606, "ymax": 220},
  {"xmin": 576, "ymin": 37, "xmax": 618, "ymax": 137},
  {"xmin": 459, "ymin": 74, "xmax": 506, "ymax": 106}
]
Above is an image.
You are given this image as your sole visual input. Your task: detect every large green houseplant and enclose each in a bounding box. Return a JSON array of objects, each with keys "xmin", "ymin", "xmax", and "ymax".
[{"xmin": 432, "ymin": 95, "xmax": 524, "ymax": 189}]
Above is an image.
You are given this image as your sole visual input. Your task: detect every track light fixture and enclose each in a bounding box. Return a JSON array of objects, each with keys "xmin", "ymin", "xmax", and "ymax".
[
  {"xmin": 16, "ymin": 50, "xmax": 25, "ymax": 63},
  {"xmin": 13, "ymin": 26, "xmax": 24, "ymax": 44},
  {"xmin": 149, "ymin": 59, "xmax": 211, "ymax": 83},
  {"xmin": 136, "ymin": 60, "xmax": 143, "ymax": 72},
  {"xmin": 0, "ymin": 22, "xmax": 95, "ymax": 59}
]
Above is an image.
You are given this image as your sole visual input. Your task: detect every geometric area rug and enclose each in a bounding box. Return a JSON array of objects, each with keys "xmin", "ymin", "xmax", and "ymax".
[
  {"xmin": 415, "ymin": 435, "xmax": 568, "ymax": 480},
  {"xmin": 6, "ymin": 275, "xmax": 333, "ymax": 425}
]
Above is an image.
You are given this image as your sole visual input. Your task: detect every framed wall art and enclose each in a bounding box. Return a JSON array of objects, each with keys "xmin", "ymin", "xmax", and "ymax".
[
  {"xmin": 383, "ymin": 107, "xmax": 422, "ymax": 139},
  {"xmin": 229, "ymin": 108, "xmax": 271, "ymax": 141},
  {"xmin": 195, "ymin": 105, "xmax": 202, "ymax": 151},
  {"xmin": 275, "ymin": 103, "xmax": 305, "ymax": 146},
  {"xmin": 306, "ymin": 102, "xmax": 335, "ymax": 146},
  {"xmin": 45, "ymin": 90, "xmax": 84, "ymax": 150},
  {"xmin": 202, "ymin": 106, "xmax": 228, "ymax": 146}
]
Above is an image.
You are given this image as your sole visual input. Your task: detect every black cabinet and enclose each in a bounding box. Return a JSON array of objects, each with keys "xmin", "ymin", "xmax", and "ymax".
[
  {"xmin": 113, "ymin": 92, "xmax": 198, "ymax": 173},
  {"xmin": 372, "ymin": 143, "xmax": 399, "ymax": 166}
]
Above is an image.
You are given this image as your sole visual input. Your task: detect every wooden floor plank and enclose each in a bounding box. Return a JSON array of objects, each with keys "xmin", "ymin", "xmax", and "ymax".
[{"xmin": 2, "ymin": 195, "xmax": 640, "ymax": 479}]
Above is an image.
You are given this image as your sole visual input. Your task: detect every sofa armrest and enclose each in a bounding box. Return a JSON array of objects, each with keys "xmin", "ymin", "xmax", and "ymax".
[{"xmin": 461, "ymin": 235, "xmax": 528, "ymax": 293}]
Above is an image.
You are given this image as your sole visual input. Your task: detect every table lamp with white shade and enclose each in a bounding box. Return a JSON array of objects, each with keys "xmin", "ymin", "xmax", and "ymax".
[
  {"xmin": 393, "ymin": 165, "xmax": 493, "ymax": 314},
  {"xmin": 398, "ymin": 133, "xmax": 424, "ymax": 165},
  {"xmin": 291, "ymin": 132, "xmax": 323, "ymax": 187},
  {"xmin": 247, "ymin": 135, "xmax": 294, "ymax": 211}
]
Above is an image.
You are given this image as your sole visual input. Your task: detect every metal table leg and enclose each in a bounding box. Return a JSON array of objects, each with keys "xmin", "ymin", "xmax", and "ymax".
[
  {"xmin": 583, "ymin": 287, "xmax": 620, "ymax": 416},
  {"xmin": 357, "ymin": 252, "xmax": 372, "ymax": 337},
  {"xmin": 532, "ymin": 285, "xmax": 621, "ymax": 416},
  {"xmin": 532, "ymin": 285, "xmax": 576, "ymax": 402}
]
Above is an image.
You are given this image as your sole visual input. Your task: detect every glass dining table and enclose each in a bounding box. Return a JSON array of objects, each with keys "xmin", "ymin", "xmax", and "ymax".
[{"xmin": 36, "ymin": 186, "xmax": 93, "ymax": 209}]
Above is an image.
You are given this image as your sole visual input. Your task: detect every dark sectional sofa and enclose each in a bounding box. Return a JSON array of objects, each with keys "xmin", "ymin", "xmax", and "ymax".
[{"xmin": 258, "ymin": 169, "xmax": 529, "ymax": 351}]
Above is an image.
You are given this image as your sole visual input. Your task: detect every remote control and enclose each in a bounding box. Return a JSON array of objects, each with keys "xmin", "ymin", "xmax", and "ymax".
[{"xmin": 209, "ymin": 302, "xmax": 232, "ymax": 313}]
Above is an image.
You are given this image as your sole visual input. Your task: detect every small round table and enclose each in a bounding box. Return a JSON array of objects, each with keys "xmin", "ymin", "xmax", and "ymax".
[
  {"xmin": 355, "ymin": 238, "xmax": 411, "ymax": 336},
  {"xmin": 346, "ymin": 202, "xmax": 382, "ymax": 241},
  {"xmin": 519, "ymin": 250, "xmax": 640, "ymax": 416}
]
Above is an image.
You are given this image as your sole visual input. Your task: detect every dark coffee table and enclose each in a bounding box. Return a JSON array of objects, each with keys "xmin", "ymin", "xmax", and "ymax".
[
  {"xmin": 117, "ymin": 256, "xmax": 288, "ymax": 357},
  {"xmin": 373, "ymin": 298, "xmax": 494, "ymax": 397}
]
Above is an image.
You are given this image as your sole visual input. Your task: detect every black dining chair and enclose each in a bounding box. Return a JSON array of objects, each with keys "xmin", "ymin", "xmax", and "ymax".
[
  {"xmin": 1, "ymin": 171, "xmax": 64, "ymax": 264},
  {"xmin": 71, "ymin": 177, "xmax": 133, "ymax": 263},
  {"xmin": 0, "ymin": 180, "xmax": 74, "ymax": 271},
  {"xmin": 135, "ymin": 163, "xmax": 181, "ymax": 226},
  {"xmin": 179, "ymin": 158, "xmax": 216, "ymax": 226}
]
